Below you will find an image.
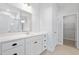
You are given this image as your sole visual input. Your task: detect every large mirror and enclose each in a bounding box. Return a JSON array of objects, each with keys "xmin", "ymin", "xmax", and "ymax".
[{"xmin": 0, "ymin": 3, "xmax": 32, "ymax": 33}]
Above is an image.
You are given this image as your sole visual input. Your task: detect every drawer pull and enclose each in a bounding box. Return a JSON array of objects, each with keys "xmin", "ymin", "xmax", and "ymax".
[
  {"xmin": 13, "ymin": 53, "xmax": 18, "ymax": 55},
  {"xmin": 34, "ymin": 41, "xmax": 37, "ymax": 44},
  {"xmin": 44, "ymin": 40, "xmax": 46, "ymax": 41},
  {"xmin": 12, "ymin": 43, "xmax": 17, "ymax": 46},
  {"xmin": 54, "ymin": 32, "xmax": 56, "ymax": 33},
  {"xmin": 44, "ymin": 35, "xmax": 46, "ymax": 37},
  {"xmin": 44, "ymin": 46, "xmax": 46, "ymax": 48}
]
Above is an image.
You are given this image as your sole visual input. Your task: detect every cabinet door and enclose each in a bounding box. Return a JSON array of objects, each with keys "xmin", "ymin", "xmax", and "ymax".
[
  {"xmin": 30, "ymin": 36, "xmax": 43, "ymax": 55},
  {"xmin": 25, "ymin": 39, "xmax": 31, "ymax": 55},
  {"xmin": 43, "ymin": 34, "xmax": 47, "ymax": 51},
  {"xmin": 2, "ymin": 39, "xmax": 24, "ymax": 51},
  {"xmin": 2, "ymin": 46, "xmax": 24, "ymax": 55}
]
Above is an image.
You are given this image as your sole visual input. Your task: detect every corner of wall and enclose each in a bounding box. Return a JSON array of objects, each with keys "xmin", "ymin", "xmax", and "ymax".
[{"xmin": 58, "ymin": 41, "xmax": 63, "ymax": 45}]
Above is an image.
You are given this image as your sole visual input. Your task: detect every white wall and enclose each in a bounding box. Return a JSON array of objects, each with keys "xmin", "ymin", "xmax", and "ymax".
[
  {"xmin": 31, "ymin": 3, "xmax": 40, "ymax": 32},
  {"xmin": 39, "ymin": 3, "xmax": 53, "ymax": 33},
  {"xmin": 32, "ymin": 3, "xmax": 79, "ymax": 49},
  {"xmin": 40, "ymin": 3, "xmax": 58, "ymax": 52},
  {"xmin": 32, "ymin": 3, "xmax": 58, "ymax": 52}
]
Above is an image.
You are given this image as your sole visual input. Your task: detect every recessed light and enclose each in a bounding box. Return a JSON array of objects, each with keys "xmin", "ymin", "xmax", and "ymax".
[{"xmin": 21, "ymin": 20, "xmax": 25, "ymax": 23}]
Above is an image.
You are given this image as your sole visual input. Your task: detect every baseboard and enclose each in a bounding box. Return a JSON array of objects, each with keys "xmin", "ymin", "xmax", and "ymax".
[
  {"xmin": 58, "ymin": 42, "xmax": 63, "ymax": 45},
  {"xmin": 64, "ymin": 39, "xmax": 75, "ymax": 41},
  {"xmin": 40, "ymin": 49, "xmax": 47, "ymax": 55}
]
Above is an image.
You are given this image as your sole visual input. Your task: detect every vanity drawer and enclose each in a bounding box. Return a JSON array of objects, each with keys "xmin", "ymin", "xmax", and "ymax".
[
  {"xmin": 2, "ymin": 46, "xmax": 24, "ymax": 55},
  {"xmin": 2, "ymin": 39, "xmax": 24, "ymax": 51},
  {"xmin": 31, "ymin": 37, "xmax": 43, "ymax": 55}
]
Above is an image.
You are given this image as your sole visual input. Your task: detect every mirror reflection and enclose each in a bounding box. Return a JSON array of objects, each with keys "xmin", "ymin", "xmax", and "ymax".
[{"xmin": 0, "ymin": 3, "xmax": 32, "ymax": 33}]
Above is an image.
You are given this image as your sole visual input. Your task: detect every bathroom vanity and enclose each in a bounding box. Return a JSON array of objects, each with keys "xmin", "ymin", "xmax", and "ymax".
[{"xmin": 0, "ymin": 32, "xmax": 47, "ymax": 55}]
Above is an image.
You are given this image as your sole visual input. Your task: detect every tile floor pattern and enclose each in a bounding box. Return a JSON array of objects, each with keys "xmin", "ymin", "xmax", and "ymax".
[
  {"xmin": 42, "ymin": 45, "xmax": 79, "ymax": 55},
  {"xmin": 63, "ymin": 39, "xmax": 75, "ymax": 47}
]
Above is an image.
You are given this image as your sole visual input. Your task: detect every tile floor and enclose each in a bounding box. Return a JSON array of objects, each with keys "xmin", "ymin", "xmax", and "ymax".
[
  {"xmin": 41, "ymin": 39, "xmax": 79, "ymax": 55},
  {"xmin": 63, "ymin": 39, "xmax": 75, "ymax": 47},
  {"xmin": 42, "ymin": 45, "xmax": 79, "ymax": 55}
]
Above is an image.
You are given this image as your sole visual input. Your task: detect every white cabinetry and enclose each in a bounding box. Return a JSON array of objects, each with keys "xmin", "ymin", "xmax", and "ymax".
[
  {"xmin": 2, "ymin": 39, "xmax": 24, "ymax": 51},
  {"xmin": 43, "ymin": 35, "xmax": 47, "ymax": 51},
  {"xmin": 2, "ymin": 39, "xmax": 25, "ymax": 55},
  {"xmin": 2, "ymin": 46, "xmax": 24, "ymax": 55},
  {"xmin": 25, "ymin": 39, "xmax": 31, "ymax": 55},
  {"xmin": 30, "ymin": 36, "xmax": 43, "ymax": 55},
  {"xmin": 25, "ymin": 34, "xmax": 47, "ymax": 55},
  {"xmin": 0, "ymin": 33, "xmax": 47, "ymax": 55}
]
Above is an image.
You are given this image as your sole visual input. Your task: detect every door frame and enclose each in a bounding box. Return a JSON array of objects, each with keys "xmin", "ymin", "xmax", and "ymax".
[{"xmin": 62, "ymin": 14, "xmax": 77, "ymax": 47}]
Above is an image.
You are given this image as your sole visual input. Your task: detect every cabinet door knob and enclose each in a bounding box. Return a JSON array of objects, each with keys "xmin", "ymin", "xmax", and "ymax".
[
  {"xmin": 13, "ymin": 53, "xmax": 18, "ymax": 55},
  {"xmin": 12, "ymin": 43, "xmax": 17, "ymax": 46},
  {"xmin": 44, "ymin": 46, "xmax": 46, "ymax": 48},
  {"xmin": 44, "ymin": 35, "xmax": 46, "ymax": 37},
  {"xmin": 44, "ymin": 40, "xmax": 46, "ymax": 41},
  {"xmin": 54, "ymin": 32, "xmax": 56, "ymax": 33},
  {"xmin": 34, "ymin": 41, "xmax": 37, "ymax": 44}
]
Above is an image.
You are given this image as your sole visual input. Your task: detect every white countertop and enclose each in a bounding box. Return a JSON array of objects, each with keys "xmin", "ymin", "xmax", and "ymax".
[{"xmin": 0, "ymin": 32, "xmax": 47, "ymax": 43}]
